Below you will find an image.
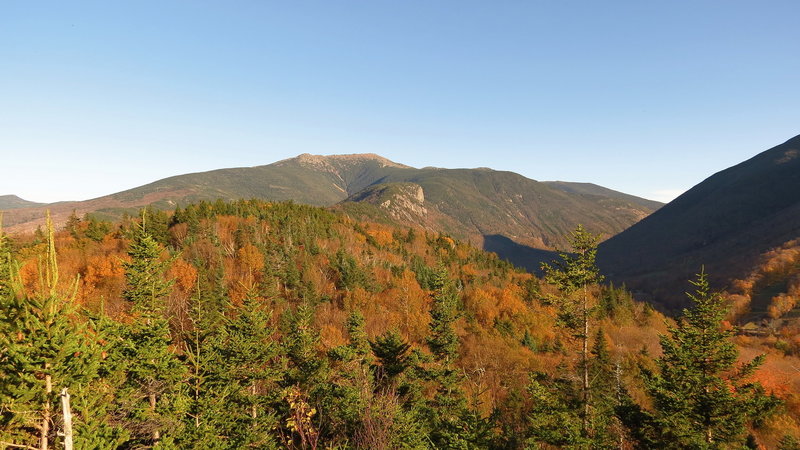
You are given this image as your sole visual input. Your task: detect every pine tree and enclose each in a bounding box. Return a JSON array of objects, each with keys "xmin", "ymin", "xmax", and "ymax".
[
  {"xmin": 114, "ymin": 220, "xmax": 186, "ymax": 446},
  {"xmin": 589, "ymin": 329, "xmax": 622, "ymax": 448},
  {"xmin": 426, "ymin": 267, "xmax": 460, "ymax": 364},
  {"xmin": 423, "ymin": 267, "xmax": 493, "ymax": 448},
  {"xmin": 122, "ymin": 221, "xmax": 173, "ymax": 313},
  {"xmin": 0, "ymin": 214, "xmax": 109, "ymax": 449},
  {"xmin": 204, "ymin": 296, "xmax": 283, "ymax": 448},
  {"xmin": 642, "ymin": 270, "xmax": 780, "ymax": 448},
  {"xmin": 0, "ymin": 214, "xmax": 11, "ymax": 298},
  {"xmin": 540, "ymin": 224, "xmax": 603, "ymax": 439},
  {"xmin": 526, "ymin": 371, "xmax": 585, "ymax": 448},
  {"xmin": 370, "ymin": 329, "xmax": 411, "ymax": 386},
  {"xmin": 280, "ymin": 303, "xmax": 328, "ymax": 448}
]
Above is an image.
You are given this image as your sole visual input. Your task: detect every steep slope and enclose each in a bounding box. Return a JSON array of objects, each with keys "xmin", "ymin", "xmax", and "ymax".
[
  {"xmin": 336, "ymin": 167, "xmax": 659, "ymax": 251},
  {"xmin": 599, "ymin": 134, "xmax": 800, "ymax": 309}
]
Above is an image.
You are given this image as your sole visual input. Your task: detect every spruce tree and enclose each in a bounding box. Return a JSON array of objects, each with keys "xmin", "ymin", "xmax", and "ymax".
[
  {"xmin": 0, "ymin": 214, "xmax": 11, "ymax": 298},
  {"xmin": 424, "ymin": 267, "xmax": 492, "ymax": 448},
  {"xmin": 540, "ymin": 224, "xmax": 603, "ymax": 439},
  {"xmin": 642, "ymin": 270, "xmax": 779, "ymax": 448},
  {"xmin": 370, "ymin": 329, "xmax": 411, "ymax": 386},
  {"xmin": 0, "ymin": 214, "xmax": 109, "ymax": 449},
  {"xmin": 115, "ymin": 220, "xmax": 186, "ymax": 447},
  {"xmin": 426, "ymin": 267, "xmax": 460, "ymax": 364},
  {"xmin": 526, "ymin": 370, "xmax": 585, "ymax": 448},
  {"xmin": 122, "ymin": 221, "xmax": 173, "ymax": 313},
  {"xmin": 589, "ymin": 329, "xmax": 623, "ymax": 448},
  {"xmin": 204, "ymin": 296, "xmax": 282, "ymax": 448}
]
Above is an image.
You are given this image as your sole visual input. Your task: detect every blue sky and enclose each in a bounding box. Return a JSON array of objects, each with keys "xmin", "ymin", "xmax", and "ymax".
[{"xmin": 2, "ymin": 1, "xmax": 798, "ymax": 203}]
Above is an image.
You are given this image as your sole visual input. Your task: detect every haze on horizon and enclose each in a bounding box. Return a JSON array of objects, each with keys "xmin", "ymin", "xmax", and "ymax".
[{"xmin": 2, "ymin": 1, "xmax": 799, "ymax": 204}]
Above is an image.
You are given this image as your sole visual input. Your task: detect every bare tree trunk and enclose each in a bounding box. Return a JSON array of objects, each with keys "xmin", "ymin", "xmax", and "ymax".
[
  {"xmin": 251, "ymin": 383, "xmax": 258, "ymax": 419},
  {"xmin": 40, "ymin": 371, "xmax": 52, "ymax": 450},
  {"xmin": 615, "ymin": 361, "xmax": 624, "ymax": 450},
  {"xmin": 60, "ymin": 388, "xmax": 73, "ymax": 450},
  {"xmin": 582, "ymin": 283, "xmax": 590, "ymax": 438},
  {"xmin": 149, "ymin": 393, "xmax": 160, "ymax": 442}
]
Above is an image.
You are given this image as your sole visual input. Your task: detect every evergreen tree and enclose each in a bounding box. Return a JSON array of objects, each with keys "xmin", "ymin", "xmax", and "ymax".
[
  {"xmin": 370, "ymin": 329, "xmax": 411, "ymax": 386},
  {"xmin": 424, "ymin": 267, "xmax": 493, "ymax": 448},
  {"xmin": 540, "ymin": 224, "xmax": 603, "ymax": 439},
  {"xmin": 0, "ymin": 214, "xmax": 111, "ymax": 449},
  {"xmin": 324, "ymin": 310, "xmax": 376, "ymax": 446},
  {"xmin": 426, "ymin": 267, "xmax": 460, "ymax": 364},
  {"xmin": 111, "ymin": 313, "xmax": 187, "ymax": 447},
  {"xmin": 0, "ymin": 214, "xmax": 11, "ymax": 298},
  {"xmin": 526, "ymin": 371, "xmax": 585, "ymax": 448},
  {"xmin": 84, "ymin": 214, "xmax": 112, "ymax": 242},
  {"xmin": 115, "ymin": 221, "xmax": 186, "ymax": 446},
  {"xmin": 204, "ymin": 296, "xmax": 283, "ymax": 448},
  {"xmin": 283, "ymin": 303, "xmax": 326, "ymax": 390},
  {"xmin": 122, "ymin": 221, "xmax": 173, "ymax": 313},
  {"xmin": 589, "ymin": 329, "xmax": 623, "ymax": 448},
  {"xmin": 345, "ymin": 310, "xmax": 371, "ymax": 362},
  {"xmin": 641, "ymin": 270, "xmax": 779, "ymax": 448}
]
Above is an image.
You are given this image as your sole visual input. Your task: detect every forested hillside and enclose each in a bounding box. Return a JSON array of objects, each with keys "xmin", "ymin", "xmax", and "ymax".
[{"xmin": 1, "ymin": 201, "xmax": 797, "ymax": 448}]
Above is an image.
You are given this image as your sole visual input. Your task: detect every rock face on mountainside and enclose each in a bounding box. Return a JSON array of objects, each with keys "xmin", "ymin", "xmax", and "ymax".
[
  {"xmin": 2, "ymin": 153, "xmax": 661, "ymax": 253},
  {"xmin": 598, "ymin": 134, "xmax": 800, "ymax": 310}
]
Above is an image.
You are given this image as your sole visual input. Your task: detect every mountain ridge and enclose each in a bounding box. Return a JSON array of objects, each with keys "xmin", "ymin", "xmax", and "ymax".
[
  {"xmin": 1, "ymin": 153, "xmax": 661, "ymax": 255},
  {"xmin": 598, "ymin": 134, "xmax": 800, "ymax": 309}
]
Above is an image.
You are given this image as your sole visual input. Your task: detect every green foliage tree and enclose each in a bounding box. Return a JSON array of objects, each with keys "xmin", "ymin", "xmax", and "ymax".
[
  {"xmin": 640, "ymin": 270, "xmax": 779, "ymax": 448},
  {"xmin": 370, "ymin": 329, "xmax": 411, "ymax": 386},
  {"xmin": 589, "ymin": 329, "xmax": 623, "ymax": 448},
  {"xmin": 0, "ymin": 215, "xmax": 11, "ymax": 298},
  {"xmin": 122, "ymin": 221, "xmax": 173, "ymax": 313},
  {"xmin": 115, "ymin": 221, "xmax": 186, "ymax": 446},
  {"xmin": 111, "ymin": 313, "xmax": 187, "ymax": 447},
  {"xmin": 540, "ymin": 224, "xmax": 603, "ymax": 439},
  {"xmin": 203, "ymin": 296, "xmax": 283, "ymax": 448},
  {"xmin": 84, "ymin": 214, "xmax": 112, "ymax": 242},
  {"xmin": 426, "ymin": 267, "xmax": 460, "ymax": 364},
  {"xmin": 423, "ymin": 267, "xmax": 495, "ymax": 448},
  {"xmin": 526, "ymin": 371, "xmax": 585, "ymax": 448},
  {"xmin": 331, "ymin": 249, "xmax": 369, "ymax": 291},
  {"xmin": 0, "ymin": 214, "xmax": 114, "ymax": 449}
]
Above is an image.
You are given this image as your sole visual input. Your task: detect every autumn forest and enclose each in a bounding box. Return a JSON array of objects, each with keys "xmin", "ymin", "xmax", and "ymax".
[{"xmin": 1, "ymin": 199, "xmax": 800, "ymax": 449}]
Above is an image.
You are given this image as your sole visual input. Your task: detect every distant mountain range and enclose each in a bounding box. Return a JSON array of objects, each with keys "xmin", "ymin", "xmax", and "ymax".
[
  {"xmin": 1, "ymin": 153, "xmax": 660, "ymax": 264},
  {"xmin": 5, "ymin": 133, "xmax": 800, "ymax": 312},
  {"xmin": 599, "ymin": 134, "xmax": 800, "ymax": 310},
  {"xmin": 0, "ymin": 195, "xmax": 42, "ymax": 210}
]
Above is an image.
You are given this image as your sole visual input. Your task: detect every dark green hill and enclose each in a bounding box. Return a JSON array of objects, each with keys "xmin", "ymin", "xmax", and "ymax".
[
  {"xmin": 544, "ymin": 181, "xmax": 664, "ymax": 211},
  {"xmin": 598, "ymin": 134, "xmax": 800, "ymax": 310}
]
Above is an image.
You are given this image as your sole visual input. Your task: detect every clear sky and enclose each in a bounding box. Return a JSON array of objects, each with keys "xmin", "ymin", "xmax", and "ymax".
[{"xmin": 2, "ymin": 1, "xmax": 798, "ymax": 204}]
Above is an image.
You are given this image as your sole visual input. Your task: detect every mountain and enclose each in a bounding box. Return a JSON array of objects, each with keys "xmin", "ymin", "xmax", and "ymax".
[
  {"xmin": 334, "ymin": 168, "xmax": 660, "ymax": 258},
  {"xmin": 543, "ymin": 181, "xmax": 664, "ymax": 211},
  {"xmin": 598, "ymin": 134, "xmax": 800, "ymax": 309},
  {"xmin": 2, "ymin": 153, "xmax": 661, "ymax": 257},
  {"xmin": 0, "ymin": 195, "xmax": 42, "ymax": 210}
]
